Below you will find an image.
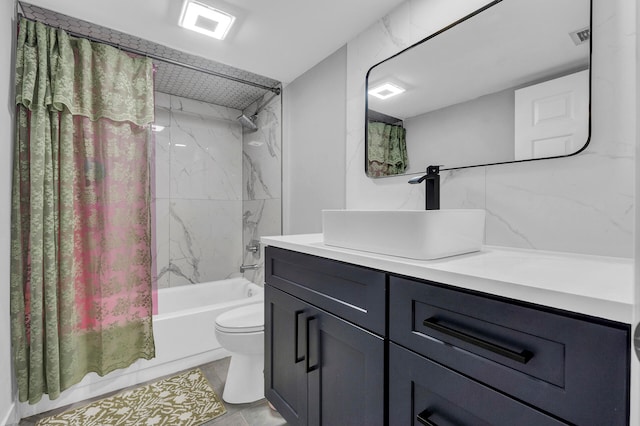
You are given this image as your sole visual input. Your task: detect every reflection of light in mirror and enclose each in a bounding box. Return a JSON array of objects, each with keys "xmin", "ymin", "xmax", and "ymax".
[
  {"xmin": 174, "ymin": 143, "xmax": 187, "ymax": 147},
  {"xmin": 368, "ymin": 82, "xmax": 406, "ymax": 100},
  {"xmin": 151, "ymin": 124, "xmax": 165, "ymax": 132},
  {"xmin": 247, "ymin": 141, "xmax": 264, "ymax": 147}
]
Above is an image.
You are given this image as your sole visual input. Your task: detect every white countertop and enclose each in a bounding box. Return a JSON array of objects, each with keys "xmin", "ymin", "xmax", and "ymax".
[{"xmin": 261, "ymin": 233, "xmax": 635, "ymax": 324}]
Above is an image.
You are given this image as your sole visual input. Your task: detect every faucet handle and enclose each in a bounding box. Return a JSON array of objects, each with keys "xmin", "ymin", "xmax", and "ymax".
[
  {"xmin": 427, "ymin": 165, "xmax": 441, "ymax": 175},
  {"xmin": 246, "ymin": 240, "xmax": 260, "ymax": 254}
]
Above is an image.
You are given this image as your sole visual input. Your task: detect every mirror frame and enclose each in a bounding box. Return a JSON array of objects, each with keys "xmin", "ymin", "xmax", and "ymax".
[{"xmin": 364, "ymin": 0, "xmax": 592, "ymax": 177}]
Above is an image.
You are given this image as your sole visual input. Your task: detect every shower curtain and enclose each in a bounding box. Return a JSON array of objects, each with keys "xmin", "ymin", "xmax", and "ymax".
[
  {"xmin": 10, "ymin": 18, "xmax": 156, "ymax": 404},
  {"xmin": 367, "ymin": 121, "xmax": 408, "ymax": 177}
]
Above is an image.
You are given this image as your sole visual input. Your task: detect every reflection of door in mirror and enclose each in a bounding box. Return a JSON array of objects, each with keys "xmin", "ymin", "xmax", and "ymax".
[{"xmin": 514, "ymin": 70, "xmax": 589, "ymax": 160}]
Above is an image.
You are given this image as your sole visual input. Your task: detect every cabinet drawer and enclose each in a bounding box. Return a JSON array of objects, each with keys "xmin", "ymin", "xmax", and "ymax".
[
  {"xmin": 389, "ymin": 343, "xmax": 567, "ymax": 426},
  {"xmin": 389, "ymin": 275, "xmax": 630, "ymax": 426},
  {"xmin": 265, "ymin": 247, "xmax": 386, "ymax": 335}
]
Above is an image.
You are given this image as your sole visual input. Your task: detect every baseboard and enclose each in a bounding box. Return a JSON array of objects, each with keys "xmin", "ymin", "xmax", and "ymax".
[{"xmin": 1, "ymin": 402, "xmax": 19, "ymax": 426}]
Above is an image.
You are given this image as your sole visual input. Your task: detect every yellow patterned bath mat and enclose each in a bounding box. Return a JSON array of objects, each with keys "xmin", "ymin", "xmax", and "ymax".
[{"xmin": 37, "ymin": 369, "xmax": 226, "ymax": 425}]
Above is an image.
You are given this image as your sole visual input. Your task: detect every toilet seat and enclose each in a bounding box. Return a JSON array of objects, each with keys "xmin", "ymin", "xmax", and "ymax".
[{"xmin": 215, "ymin": 303, "xmax": 264, "ymax": 333}]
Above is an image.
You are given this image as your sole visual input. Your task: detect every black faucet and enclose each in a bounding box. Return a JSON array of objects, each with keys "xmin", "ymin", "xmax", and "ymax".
[{"xmin": 408, "ymin": 165, "xmax": 440, "ymax": 210}]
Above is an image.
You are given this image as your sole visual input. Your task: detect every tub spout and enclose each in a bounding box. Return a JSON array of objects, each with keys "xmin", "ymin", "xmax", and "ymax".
[{"xmin": 240, "ymin": 264, "xmax": 260, "ymax": 272}]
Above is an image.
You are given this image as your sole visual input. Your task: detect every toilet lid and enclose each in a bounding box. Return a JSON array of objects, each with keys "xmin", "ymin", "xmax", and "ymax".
[{"xmin": 215, "ymin": 302, "xmax": 264, "ymax": 333}]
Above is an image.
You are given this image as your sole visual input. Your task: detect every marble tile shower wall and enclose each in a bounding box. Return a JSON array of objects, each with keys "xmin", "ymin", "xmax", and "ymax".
[
  {"xmin": 241, "ymin": 94, "xmax": 283, "ymax": 285},
  {"xmin": 153, "ymin": 92, "xmax": 244, "ymax": 288},
  {"xmin": 345, "ymin": 0, "xmax": 635, "ymax": 258}
]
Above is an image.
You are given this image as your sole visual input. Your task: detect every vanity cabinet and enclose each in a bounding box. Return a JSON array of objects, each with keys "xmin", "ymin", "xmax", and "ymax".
[
  {"xmin": 265, "ymin": 247, "xmax": 386, "ymax": 426},
  {"xmin": 264, "ymin": 247, "xmax": 631, "ymax": 425},
  {"xmin": 389, "ymin": 276, "xmax": 630, "ymax": 425}
]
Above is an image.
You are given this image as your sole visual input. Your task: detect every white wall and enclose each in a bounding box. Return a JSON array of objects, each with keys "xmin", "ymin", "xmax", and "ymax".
[
  {"xmin": 284, "ymin": 46, "xmax": 347, "ymax": 234},
  {"xmin": 0, "ymin": 1, "xmax": 17, "ymax": 425},
  {"xmin": 345, "ymin": 0, "xmax": 635, "ymax": 258}
]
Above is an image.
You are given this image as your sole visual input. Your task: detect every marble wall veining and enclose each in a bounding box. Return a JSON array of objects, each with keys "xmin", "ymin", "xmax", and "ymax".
[
  {"xmin": 345, "ymin": 0, "xmax": 635, "ymax": 258},
  {"xmin": 153, "ymin": 90, "xmax": 281, "ymax": 289},
  {"xmin": 241, "ymin": 93, "xmax": 283, "ymax": 285},
  {"xmin": 153, "ymin": 92, "xmax": 245, "ymax": 288}
]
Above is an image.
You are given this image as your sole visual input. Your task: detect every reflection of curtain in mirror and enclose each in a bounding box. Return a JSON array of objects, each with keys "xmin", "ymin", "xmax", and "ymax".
[{"xmin": 367, "ymin": 121, "xmax": 408, "ymax": 177}]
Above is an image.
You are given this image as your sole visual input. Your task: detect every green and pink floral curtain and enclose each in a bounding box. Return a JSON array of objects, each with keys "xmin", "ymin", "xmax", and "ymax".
[
  {"xmin": 367, "ymin": 121, "xmax": 408, "ymax": 177},
  {"xmin": 11, "ymin": 18, "xmax": 156, "ymax": 404}
]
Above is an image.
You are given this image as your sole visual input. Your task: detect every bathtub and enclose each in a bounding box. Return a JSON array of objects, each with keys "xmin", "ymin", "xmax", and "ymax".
[
  {"xmin": 20, "ymin": 277, "xmax": 264, "ymax": 417},
  {"xmin": 154, "ymin": 277, "xmax": 264, "ymax": 367}
]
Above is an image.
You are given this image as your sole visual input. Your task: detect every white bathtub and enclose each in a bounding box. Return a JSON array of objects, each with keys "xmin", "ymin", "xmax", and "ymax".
[
  {"xmin": 20, "ymin": 277, "xmax": 264, "ymax": 417},
  {"xmin": 154, "ymin": 278, "xmax": 264, "ymax": 367}
]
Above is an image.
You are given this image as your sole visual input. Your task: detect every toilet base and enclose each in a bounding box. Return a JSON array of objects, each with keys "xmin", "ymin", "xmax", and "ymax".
[{"xmin": 222, "ymin": 352, "xmax": 264, "ymax": 404}]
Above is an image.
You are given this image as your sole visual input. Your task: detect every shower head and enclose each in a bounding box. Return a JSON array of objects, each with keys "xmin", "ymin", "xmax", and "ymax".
[{"xmin": 237, "ymin": 114, "xmax": 258, "ymax": 132}]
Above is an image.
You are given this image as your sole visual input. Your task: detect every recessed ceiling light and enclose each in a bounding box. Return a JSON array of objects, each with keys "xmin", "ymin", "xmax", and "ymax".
[
  {"xmin": 368, "ymin": 82, "xmax": 406, "ymax": 100},
  {"xmin": 179, "ymin": 0, "xmax": 236, "ymax": 40}
]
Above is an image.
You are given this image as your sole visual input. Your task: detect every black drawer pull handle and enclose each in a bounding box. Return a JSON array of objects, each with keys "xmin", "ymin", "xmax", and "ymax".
[
  {"xmin": 307, "ymin": 316, "xmax": 320, "ymax": 372},
  {"xmin": 294, "ymin": 310, "xmax": 306, "ymax": 363},
  {"xmin": 423, "ymin": 317, "xmax": 533, "ymax": 364},
  {"xmin": 416, "ymin": 409, "xmax": 438, "ymax": 426}
]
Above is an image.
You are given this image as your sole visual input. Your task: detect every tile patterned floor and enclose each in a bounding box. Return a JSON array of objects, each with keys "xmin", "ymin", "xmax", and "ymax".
[{"xmin": 18, "ymin": 357, "xmax": 288, "ymax": 426}]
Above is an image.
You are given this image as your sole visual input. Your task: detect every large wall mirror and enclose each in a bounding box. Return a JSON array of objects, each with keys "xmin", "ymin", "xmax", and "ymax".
[{"xmin": 365, "ymin": 0, "xmax": 591, "ymax": 178}]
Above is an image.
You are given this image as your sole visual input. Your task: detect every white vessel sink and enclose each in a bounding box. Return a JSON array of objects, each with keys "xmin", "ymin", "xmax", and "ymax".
[{"xmin": 322, "ymin": 209, "xmax": 485, "ymax": 260}]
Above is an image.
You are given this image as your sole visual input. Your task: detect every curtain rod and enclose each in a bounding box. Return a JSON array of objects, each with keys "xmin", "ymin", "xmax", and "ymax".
[{"xmin": 18, "ymin": 15, "xmax": 282, "ymax": 96}]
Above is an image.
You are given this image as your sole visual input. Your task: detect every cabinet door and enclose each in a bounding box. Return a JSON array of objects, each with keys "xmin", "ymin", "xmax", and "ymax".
[
  {"xmin": 307, "ymin": 302, "xmax": 385, "ymax": 426},
  {"xmin": 266, "ymin": 285, "xmax": 385, "ymax": 426},
  {"xmin": 265, "ymin": 285, "xmax": 309, "ymax": 425}
]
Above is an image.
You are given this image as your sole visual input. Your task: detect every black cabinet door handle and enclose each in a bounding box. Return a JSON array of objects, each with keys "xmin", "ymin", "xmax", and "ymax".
[
  {"xmin": 416, "ymin": 409, "xmax": 439, "ymax": 426},
  {"xmin": 294, "ymin": 310, "xmax": 306, "ymax": 363},
  {"xmin": 306, "ymin": 316, "xmax": 320, "ymax": 372},
  {"xmin": 423, "ymin": 317, "xmax": 533, "ymax": 364}
]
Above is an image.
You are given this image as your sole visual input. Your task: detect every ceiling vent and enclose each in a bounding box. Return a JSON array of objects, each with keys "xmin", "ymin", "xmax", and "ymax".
[
  {"xmin": 569, "ymin": 27, "xmax": 590, "ymax": 46},
  {"xmin": 179, "ymin": 0, "xmax": 236, "ymax": 40}
]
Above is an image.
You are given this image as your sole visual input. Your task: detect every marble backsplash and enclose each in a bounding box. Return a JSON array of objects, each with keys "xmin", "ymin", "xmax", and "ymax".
[
  {"xmin": 153, "ymin": 92, "xmax": 282, "ymax": 288},
  {"xmin": 345, "ymin": 0, "xmax": 635, "ymax": 258}
]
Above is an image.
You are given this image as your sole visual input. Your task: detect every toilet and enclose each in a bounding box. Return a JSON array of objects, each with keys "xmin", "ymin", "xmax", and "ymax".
[{"xmin": 215, "ymin": 302, "xmax": 265, "ymax": 404}]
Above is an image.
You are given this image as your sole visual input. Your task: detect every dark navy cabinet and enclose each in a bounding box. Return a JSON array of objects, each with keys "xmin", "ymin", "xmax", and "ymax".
[
  {"xmin": 265, "ymin": 247, "xmax": 386, "ymax": 426},
  {"xmin": 389, "ymin": 276, "xmax": 630, "ymax": 426},
  {"xmin": 265, "ymin": 247, "xmax": 631, "ymax": 426},
  {"xmin": 389, "ymin": 343, "xmax": 568, "ymax": 426},
  {"xmin": 264, "ymin": 285, "xmax": 308, "ymax": 424}
]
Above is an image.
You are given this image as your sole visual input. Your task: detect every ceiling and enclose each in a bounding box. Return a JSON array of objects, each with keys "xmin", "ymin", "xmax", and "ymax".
[
  {"xmin": 19, "ymin": 0, "xmax": 406, "ymax": 84},
  {"xmin": 20, "ymin": 1, "xmax": 283, "ymax": 110}
]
